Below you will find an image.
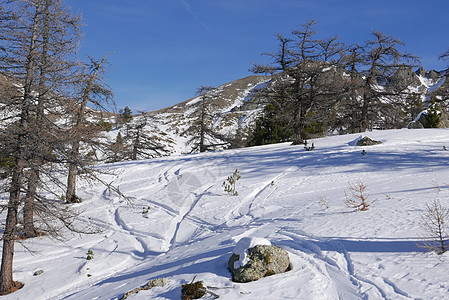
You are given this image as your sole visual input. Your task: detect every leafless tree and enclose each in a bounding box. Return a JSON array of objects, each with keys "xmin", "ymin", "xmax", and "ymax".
[
  {"xmin": 251, "ymin": 33, "xmax": 294, "ymax": 74},
  {"xmin": 344, "ymin": 180, "xmax": 374, "ymax": 211},
  {"xmin": 0, "ymin": 0, "xmax": 106, "ymax": 294},
  {"xmin": 21, "ymin": 0, "xmax": 82, "ymax": 238},
  {"xmin": 184, "ymin": 86, "xmax": 225, "ymax": 152},
  {"xmin": 252, "ymin": 20, "xmax": 347, "ymax": 144},
  {"xmin": 0, "ymin": 0, "xmax": 78, "ymax": 292},
  {"xmin": 418, "ymin": 199, "xmax": 449, "ymax": 254},
  {"xmin": 123, "ymin": 113, "xmax": 168, "ymax": 160},
  {"xmin": 439, "ymin": 47, "xmax": 449, "ymax": 64},
  {"xmin": 356, "ymin": 31, "xmax": 420, "ymax": 132},
  {"xmin": 251, "ymin": 23, "xmax": 422, "ymax": 141},
  {"xmin": 65, "ymin": 53, "xmax": 113, "ymax": 203},
  {"xmin": 333, "ymin": 44, "xmax": 365, "ymax": 134},
  {"xmin": 430, "ymin": 48, "xmax": 449, "ymax": 112}
]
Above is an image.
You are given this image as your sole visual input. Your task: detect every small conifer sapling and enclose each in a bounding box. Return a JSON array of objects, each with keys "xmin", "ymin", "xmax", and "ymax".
[{"xmin": 223, "ymin": 169, "xmax": 241, "ymax": 196}]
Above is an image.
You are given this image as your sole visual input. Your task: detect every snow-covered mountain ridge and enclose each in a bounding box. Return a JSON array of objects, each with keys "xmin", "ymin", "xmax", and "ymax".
[
  {"xmin": 6, "ymin": 128, "xmax": 449, "ymax": 299},
  {"xmin": 105, "ymin": 67, "xmax": 447, "ymax": 157},
  {"xmin": 111, "ymin": 75, "xmax": 270, "ymax": 156}
]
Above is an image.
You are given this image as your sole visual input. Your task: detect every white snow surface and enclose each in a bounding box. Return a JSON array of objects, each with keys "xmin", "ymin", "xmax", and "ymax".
[{"xmin": 4, "ymin": 128, "xmax": 449, "ymax": 299}]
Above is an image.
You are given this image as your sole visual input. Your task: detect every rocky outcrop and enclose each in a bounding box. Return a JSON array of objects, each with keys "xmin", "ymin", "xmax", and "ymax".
[
  {"xmin": 119, "ymin": 278, "xmax": 169, "ymax": 300},
  {"xmin": 389, "ymin": 65, "xmax": 421, "ymax": 88},
  {"xmin": 428, "ymin": 70, "xmax": 440, "ymax": 81}
]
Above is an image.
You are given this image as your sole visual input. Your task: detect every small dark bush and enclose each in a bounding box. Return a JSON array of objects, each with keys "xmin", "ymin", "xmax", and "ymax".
[{"xmin": 181, "ymin": 279, "xmax": 206, "ymax": 300}]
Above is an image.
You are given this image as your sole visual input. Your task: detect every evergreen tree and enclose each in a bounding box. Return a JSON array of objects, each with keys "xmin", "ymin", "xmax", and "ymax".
[
  {"xmin": 247, "ymin": 103, "xmax": 292, "ymax": 146},
  {"xmin": 108, "ymin": 132, "xmax": 126, "ymax": 163},
  {"xmin": 121, "ymin": 106, "xmax": 133, "ymax": 123},
  {"xmin": 423, "ymin": 99, "xmax": 440, "ymax": 128}
]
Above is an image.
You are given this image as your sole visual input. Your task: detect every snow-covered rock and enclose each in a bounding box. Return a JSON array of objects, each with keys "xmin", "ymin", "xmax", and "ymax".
[
  {"xmin": 231, "ymin": 237, "xmax": 271, "ymax": 269},
  {"xmin": 228, "ymin": 237, "xmax": 290, "ymax": 283}
]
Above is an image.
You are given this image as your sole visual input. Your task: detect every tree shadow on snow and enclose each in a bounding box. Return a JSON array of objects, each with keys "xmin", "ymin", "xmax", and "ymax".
[
  {"xmin": 315, "ymin": 237, "xmax": 423, "ymax": 253},
  {"xmin": 67, "ymin": 246, "xmax": 234, "ymax": 299},
  {"xmin": 278, "ymin": 235, "xmax": 424, "ymax": 255}
]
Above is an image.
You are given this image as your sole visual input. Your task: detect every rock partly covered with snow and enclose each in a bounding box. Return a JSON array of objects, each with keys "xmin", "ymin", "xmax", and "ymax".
[
  {"xmin": 228, "ymin": 237, "xmax": 290, "ymax": 283},
  {"xmin": 408, "ymin": 120, "xmax": 424, "ymax": 129},
  {"xmin": 231, "ymin": 237, "xmax": 271, "ymax": 269},
  {"xmin": 356, "ymin": 136, "xmax": 382, "ymax": 146}
]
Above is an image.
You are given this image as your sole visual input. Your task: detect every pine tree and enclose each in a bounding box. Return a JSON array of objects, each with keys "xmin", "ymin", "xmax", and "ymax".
[
  {"xmin": 423, "ymin": 99, "xmax": 440, "ymax": 128},
  {"xmin": 123, "ymin": 106, "xmax": 133, "ymax": 122},
  {"xmin": 247, "ymin": 103, "xmax": 292, "ymax": 146},
  {"xmin": 108, "ymin": 132, "xmax": 126, "ymax": 163}
]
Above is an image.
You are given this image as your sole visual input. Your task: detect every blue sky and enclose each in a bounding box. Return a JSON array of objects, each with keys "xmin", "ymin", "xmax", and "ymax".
[{"xmin": 66, "ymin": 0, "xmax": 449, "ymax": 112}]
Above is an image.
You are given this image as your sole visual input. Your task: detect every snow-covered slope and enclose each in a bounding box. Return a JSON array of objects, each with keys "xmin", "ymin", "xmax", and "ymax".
[{"xmin": 6, "ymin": 128, "xmax": 449, "ymax": 299}]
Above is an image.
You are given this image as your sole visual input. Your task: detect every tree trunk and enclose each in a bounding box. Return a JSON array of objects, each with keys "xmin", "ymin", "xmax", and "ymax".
[
  {"xmin": 23, "ymin": 169, "xmax": 39, "ymax": 238},
  {"xmin": 131, "ymin": 130, "xmax": 139, "ymax": 160},
  {"xmin": 66, "ymin": 139, "xmax": 79, "ymax": 203},
  {"xmin": 0, "ymin": 211, "xmax": 17, "ymax": 295},
  {"xmin": 292, "ymin": 106, "xmax": 306, "ymax": 145},
  {"xmin": 199, "ymin": 101, "xmax": 206, "ymax": 152},
  {"xmin": 360, "ymin": 93, "xmax": 369, "ymax": 132},
  {"xmin": 1, "ymin": 1, "xmax": 39, "ymax": 292},
  {"xmin": 0, "ymin": 167, "xmax": 22, "ymax": 294}
]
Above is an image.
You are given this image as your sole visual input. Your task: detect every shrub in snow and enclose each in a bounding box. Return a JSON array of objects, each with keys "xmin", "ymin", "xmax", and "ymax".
[
  {"xmin": 228, "ymin": 237, "xmax": 291, "ymax": 283},
  {"xmin": 86, "ymin": 249, "xmax": 94, "ymax": 260},
  {"xmin": 344, "ymin": 180, "xmax": 374, "ymax": 211},
  {"xmin": 181, "ymin": 278, "xmax": 206, "ymax": 300},
  {"xmin": 418, "ymin": 199, "xmax": 449, "ymax": 254},
  {"xmin": 356, "ymin": 136, "xmax": 382, "ymax": 146},
  {"xmin": 304, "ymin": 141, "xmax": 315, "ymax": 151},
  {"xmin": 142, "ymin": 206, "xmax": 150, "ymax": 214},
  {"xmin": 317, "ymin": 195, "xmax": 329, "ymax": 209}
]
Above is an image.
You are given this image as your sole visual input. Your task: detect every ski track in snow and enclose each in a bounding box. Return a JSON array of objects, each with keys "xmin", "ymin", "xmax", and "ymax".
[
  {"xmin": 168, "ymin": 184, "xmax": 215, "ymax": 250},
  {"xmin": 224, "ymin": 166, "xmax": 298, "ymax": 225}
]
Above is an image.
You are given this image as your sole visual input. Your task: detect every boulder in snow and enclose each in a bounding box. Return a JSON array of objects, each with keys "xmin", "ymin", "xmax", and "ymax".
[
  {"xmin": 407, "ymin": 121, "xmax": 424, "ymax": 129},
  {"xmin": 356, "ymin": 136, "xmax": 382, "ymax": 146},
  {"xmin": 228, "ymin": 237, "xmax": 291, "ymax": 283}
]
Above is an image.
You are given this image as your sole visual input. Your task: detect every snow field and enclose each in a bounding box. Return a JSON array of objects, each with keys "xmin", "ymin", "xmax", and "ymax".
[{"xmin": 4, "ymin": 128, "xmax": 449, "ymax": 299}]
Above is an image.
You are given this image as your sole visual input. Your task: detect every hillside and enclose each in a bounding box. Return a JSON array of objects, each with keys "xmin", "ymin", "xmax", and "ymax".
[
  {"xmin": 104, "ymin": 68, "xmax": 447, "ymax": 157},
  {"xmin": 5, "ymin": 128, "xmax": 449, "ymax": 299}
]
